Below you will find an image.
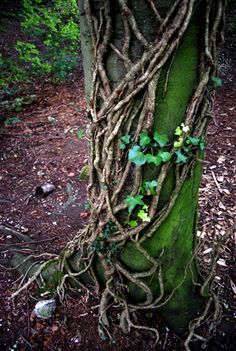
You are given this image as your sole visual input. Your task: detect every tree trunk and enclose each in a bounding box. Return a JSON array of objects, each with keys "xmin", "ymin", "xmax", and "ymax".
[{"xmin": 68, "ymin": 0, "xmax": 225, "ymax": 336}]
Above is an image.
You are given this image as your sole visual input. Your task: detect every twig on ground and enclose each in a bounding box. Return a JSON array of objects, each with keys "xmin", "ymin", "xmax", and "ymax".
[{"xmin": 211, "ymin": 171, "xmax": 223, "ymax": 194}]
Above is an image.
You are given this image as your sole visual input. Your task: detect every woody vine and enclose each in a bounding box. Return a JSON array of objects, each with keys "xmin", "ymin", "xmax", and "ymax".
[{"xmin": 11, "ymin": 0, "xmax": 228, "ymax": 348}]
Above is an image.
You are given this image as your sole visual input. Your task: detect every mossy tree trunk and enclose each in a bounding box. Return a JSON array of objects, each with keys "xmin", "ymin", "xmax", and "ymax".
[{"xmin": 66, "ymin": 0, "xmax": 225, "ymax": 337}]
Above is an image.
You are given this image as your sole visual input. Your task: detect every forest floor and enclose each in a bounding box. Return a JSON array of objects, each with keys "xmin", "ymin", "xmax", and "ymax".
[{"xmin": 0, "ymin": 13, "xmax": 236, "ymax": 351}]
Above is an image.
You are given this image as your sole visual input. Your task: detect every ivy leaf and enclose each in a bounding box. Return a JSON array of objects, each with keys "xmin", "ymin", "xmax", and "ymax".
[
  {"xmin": 175, "ymin": 150, "xmax": 188, "ymax": 164},
  {"xmin": 128, "ymin": 145, "xmax": 146, "ymax": 166},
  {"xmin": 4, "ymin": 116, "xmax": 21, "ymax": 126},
  {"xmin": 121, "ymin": 134, "xmax": 131, "ymax": 144},
  {"xmin": 139, "ymin": 132, "xmax": 151, "ymax": 147},
  {"xmin": 146, "ymin": 153, "xmax": 162, "ymax": 166},
  {"xmin": 175, "ymin": 126, "xmax": 183, "ymax": 136},
  {"xmin": 119, "ymin": 142, "xmax": 126, "ymax": 150},
  {"xmin": 174, "ymin": 137, "xmax": 184, "ymax": 148},
  {"xmin": 212, "ymin": 76, "xmax": 223, "ymax": 88},
  {"xmin": 183, "ymin": 145, "xmax": 191, "ymax": 154},
  {"xmin": 76, "ymin": 128, "xmax": 84, "ymax": 139},
  {"xmin": 127, "ymin": 220, "xmax": 138, "ymax": 228},
  {"xmin": 153, "ymin": 132, "xmax": 168, "ymax": 147},
  {"xmin": 157, "ymin": 151, "xmax": 171, "ymax": 162},
  {"xmin": 137, "ymin": 210, "xmax": 151, "ymax": 222},
  {"xmin": 144, "ymin": 180, "xmax": 158, "ymax": 195},
  {"xmin": 119, "ymin": 135, "xmax": 131, "ymax": 150},
  {"xmin": 187, "ymin": 136, "xmax": 200, "ymax": 146},
  {"xmin": 199, "ymin": 139, "xmax": 205, "ymax": 150},
  {"xmin": 125, "ymin": 195, "xmax": 145, "ymax": 214}
]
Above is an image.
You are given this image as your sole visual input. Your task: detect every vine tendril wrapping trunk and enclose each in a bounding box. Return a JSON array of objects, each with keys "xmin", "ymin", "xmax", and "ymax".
[{"xmin": 11, "ymin": 0, "xmax": 226, "ymax": 346}]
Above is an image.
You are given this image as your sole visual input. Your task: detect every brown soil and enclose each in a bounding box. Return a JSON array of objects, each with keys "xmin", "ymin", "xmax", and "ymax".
[{"xmin": 0, "ymin": 9, "xmax": 236, "ymax": 351}]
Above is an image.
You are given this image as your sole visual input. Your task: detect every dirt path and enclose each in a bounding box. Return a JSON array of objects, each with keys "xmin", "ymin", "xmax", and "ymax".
[{"xmin": 0, "ymin": 73, "xmax": 89, "ymax": 253}]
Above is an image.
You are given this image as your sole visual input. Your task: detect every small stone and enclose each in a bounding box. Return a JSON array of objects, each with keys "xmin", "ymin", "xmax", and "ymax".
[{"xmin": 34, "ymin": 299, "xmax": 56, "ymax": 319}]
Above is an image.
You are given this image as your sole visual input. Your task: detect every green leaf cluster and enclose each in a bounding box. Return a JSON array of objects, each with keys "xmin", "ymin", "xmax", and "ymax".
[
  {"xmin": 173, "ymin": 124, "xmax": 205, "ymax": 163},
  {"xmin": 119, "ymin": 134, "xmax": 131, "ymax": 150},
  {"xmin": 142, "ymin": 180, "xmax": 159, "ymax": 195},
  {"xmin": 4, "ymin": 116, "xmax": 22, "ymax": 126},
  {"xmin": 76, "ymin": 128, "xmax": 84, "ymax": 139},
  {"xmin": 0, "ymin": 0, "xmax": 80, "ymax": 84},
  {"xmin": 92, "ymin": 222, "xmax": 119, "ymax": 264},
  {"xmin": 125, "ymin": 195, "xmax": 145, "ymax": 214},
  {"xmin": 128, "ymin": 131, "xmax": 171, "ymax": 167},
  {"xmin": 211, "ymin": 76, "xmax": 223, "ymax": 89},
  {"xmin": 125, "ymin": 195, "xmax": 151, "ymax": 226}
]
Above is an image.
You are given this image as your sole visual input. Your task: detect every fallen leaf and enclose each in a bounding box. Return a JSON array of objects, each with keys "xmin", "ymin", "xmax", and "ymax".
[
  {"xmin": 51, "ymin": 324, "xmax": 59, "ymax": 332},
  {"xmin": 217, "ymin": 176, "xmax": 224, "ymax": 182},
  {"xmin": 217, "ymin": 156, "xmax": 226, "ymax": 164},
  {"xmin": 219, "ymin": 201, "xmax": 226, "ymax": 210},
  {"xmin": 80, "ymin": 212, "xmax": 89, "ymax": 218},
  {"xmin": 203, "ymin": 248, "xmax": 213, "ymax": 255},
  {"xmin": 217, "ymin": 259, "xmax": 227, "ymax": 267},
  {"xmin": 230, "ymin": 279, "xmax": 236, "ymax": 294}
]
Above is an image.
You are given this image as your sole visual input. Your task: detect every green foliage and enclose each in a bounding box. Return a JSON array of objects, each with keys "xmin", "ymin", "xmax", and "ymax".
[
  {"xmin": 119, "ymin": 134, "xmax": 131, "ymax": 150},
  {"xmin": 126, "ymin": 220, "xmax": 138, "ymax": 228},
  {"xmin": 157, "ymin": 150, "xmax": 171, "ymax": 162},
  {"xmin": 92, "ymin": 222, "xmax": 119, "ymax": 264},
  {"xmin": 76, "ymin": 128, "xmax": 84, "ymax": 139},
  {"xmin": 128, "ymin": 145, "xmax": 147, "ymax": 166},
  {"xmin": 153, "ymin": 132, "xmax": 168, "ymax": 147},
  {"xmin": 137, "ymin": 209, "xmax": 151, "ymax": 222},
  {"xmin": 4, "ymin": 116, "xmax": 21, "ymax": 126},
  {"xmin": 0, "ymin": 0, "xmax": 80, "ymax": 84},
  {"xmin": 146, "ymin": 153, "xmax": 162, "ymax": 166},
  {"xmin": 175, "ymin": 126, "xmax": 183, "ymax": 136},
  {"xmin": 174, "ymin": 137, "xmax": 184, "ymax": 148},
  {"xmin": 79, "ymin": 165, "xmax": 90, "ymax": 180},
  {"xmin": 175, "ymin": 150, "xmax": 188, "ymax": 164},
  {"xmin": 127, "ymin": 126, "xmax": 204, "ymax": 169},
  {"xmin": 139, "ymin": 132, "xmax": 151, "ymax": 147},
  {"xmin": 125, "ymin": 195, "xmax": 145, "ymax": 214},
  {"xmin": 211, "ymin": 76, "xmax": 223, "ymax": 89},
  {"xmin": 142, "ymin": 180, "xmax": 158, "ymax": 195},
  {"xmin": 102, "ymin": 221, "xmax": 118, "ymax": 239},
  {"xmin": 124, "ymin": 127, "xmax": 205, "ymax": 222},
  {"xmin": 125, "ymin": 195, "xmax": 151, "ymax": 226}
]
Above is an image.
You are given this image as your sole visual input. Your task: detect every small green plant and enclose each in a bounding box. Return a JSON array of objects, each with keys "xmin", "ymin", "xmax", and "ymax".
[
  {"xmin": 125, "ymin": 195, "xmax": 145, "ymax": 214},
  {"xmin": 123, "ymin": 126, "xmax": 205, "ymax": 227},
  {"xmin": 79, "ymin": 165, "xmax": 90, "ymax": 180},
  {"xmin": 0, "ymin": 0, "xmax": 80, "ymax": 84},
  {"xmin": 76, "ymin": 128, "xmax": 84, "ymax": 139},
  {"xmin": 211, "ymin": 76, "xmax": 223, "ymax": 89},
  {"xmin": 4, "ymin": 116, "xmax": 21, "ymax": 126},
  {"xmin": 84, "ymin": 203, "xmax": 91, "ymax": 210},
  {"xmin": 119, "ymin": 134, "xmax": 131, "ymax": 150},
  {"xmin": 125, "ymin": 195, "xmax": 151, "ymax": 226},
  {"xmin": 92, "ymin": 222, "xmax": 119, "ymax": 264},
  {"xmin": 141, "ymin": 180, "xmax": 159, "ymax": 195}
]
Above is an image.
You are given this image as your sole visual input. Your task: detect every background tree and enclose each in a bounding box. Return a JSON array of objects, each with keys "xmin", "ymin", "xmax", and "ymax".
[{"xmin": 11, "ymin": 0, "xmax": 226, "ymax": 347}]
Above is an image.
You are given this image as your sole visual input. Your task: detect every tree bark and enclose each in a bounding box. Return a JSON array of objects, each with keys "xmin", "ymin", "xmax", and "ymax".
[{"xmin": 72, "ymin": 0, "xmax": 225, "ymax": 335}]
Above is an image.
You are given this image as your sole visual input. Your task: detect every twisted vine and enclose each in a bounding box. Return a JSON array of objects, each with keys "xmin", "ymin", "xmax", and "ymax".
[{"xmin": 12, "ymin": 0, "xmax": 227, "ymax": 347}]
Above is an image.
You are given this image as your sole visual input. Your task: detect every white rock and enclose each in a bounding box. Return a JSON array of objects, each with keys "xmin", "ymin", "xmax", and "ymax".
[{"xmin": 34, "ymin": 299, "xmax": 56, "ymax": 319}]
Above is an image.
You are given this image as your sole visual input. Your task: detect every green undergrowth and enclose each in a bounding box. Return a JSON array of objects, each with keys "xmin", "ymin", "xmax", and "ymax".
[{"xmin": 0, "ymin": 0, "xmax": 80, "ymax": 86}]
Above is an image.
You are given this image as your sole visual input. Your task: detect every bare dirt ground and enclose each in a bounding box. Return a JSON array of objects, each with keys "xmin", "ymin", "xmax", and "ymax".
[{"xmin": 0, "ymin": 11, "xmax": 236, "ymax": 351}]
